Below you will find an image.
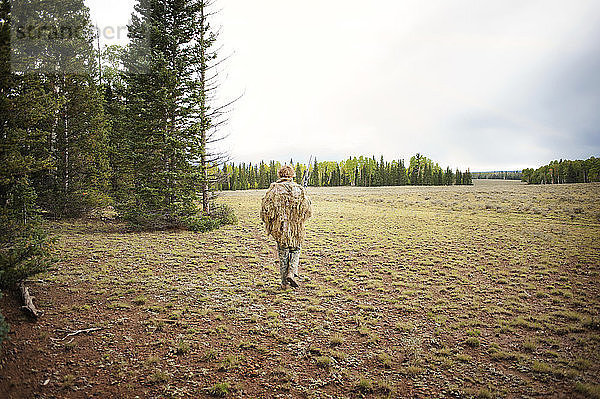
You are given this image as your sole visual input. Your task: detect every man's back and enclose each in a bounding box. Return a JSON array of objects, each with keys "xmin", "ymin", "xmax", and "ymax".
[{"xmin": 260, "ymin": 177, "xmax": 312, "ymax": 248}]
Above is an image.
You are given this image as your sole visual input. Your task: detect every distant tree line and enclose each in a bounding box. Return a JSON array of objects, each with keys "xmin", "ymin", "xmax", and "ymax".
[
  {"xmin": 472, "ymin": 171, "xmax": 522, "ymax": 180},
  {"xmin": 522, "ymin": 157, "xmax": 600, "ymax": 184},
  {"xmin": 219, "ymin": 154, "xmax": 473, "ymax": 190}
]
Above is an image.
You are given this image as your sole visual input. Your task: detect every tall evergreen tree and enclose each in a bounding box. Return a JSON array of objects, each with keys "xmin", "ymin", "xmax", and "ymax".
[
  {"xmin": 295, "ymin": 163, "xmax": 302, "ymax": 185},
  {"xmin": 455, "ymin": 169, "xmax": 463, "ymax": 185},
  {"xmin": 310, "ymin": 158, "xmax": 319, "ymax": 186},
  {"xmin": 259, "ymin": 162, "xmax": 269, "ymax": 188},
  {"xmin": 0, "ymin": 0, "xmax": 52, "ymax": 309},
  {"xmin": 101, "ymin": 45, "xmax": 130, "ymax": 200},
  {"xmin": 9, "ymin": 0, "xmax": 110, "ymax": 217},
  {"xmin": 409, "ymin": 153, "xmax": 422, "ymax": 185},
  {"xmin": 444, "ymin": 167, "xmax": 454, "ymax": 185},
  {"xmin": 122, "ymin": 0, "xmax": 231, "ymax": 229}
]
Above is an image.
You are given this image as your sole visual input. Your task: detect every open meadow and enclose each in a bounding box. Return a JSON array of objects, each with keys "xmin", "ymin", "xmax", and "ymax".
[{"xmin": 1, "ymin": 180, "xmax": 599, "ymax": 398}]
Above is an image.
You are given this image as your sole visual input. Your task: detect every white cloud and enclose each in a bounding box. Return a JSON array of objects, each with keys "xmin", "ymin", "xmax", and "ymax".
[{"xmin": 86, "ymin": 0, "xmax": 600, "ymax": 170}]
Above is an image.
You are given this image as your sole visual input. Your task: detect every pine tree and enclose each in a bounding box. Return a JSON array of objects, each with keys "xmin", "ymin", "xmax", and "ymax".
[
  {"xmin": 566, "ymin": 162, "xmax": 576, "ymax": 183},
  {"xmin": 268, "ymin": 161, "xmax": 277, "ymax": 183},
  {"xmin": 220, "ymin": 164, "xmax": 229, "ymax": 190},
  {"xmin": 258, "ymin": 162, "xmax": 268, "ymax": 188},
  {"xmin": 122, "ymin": 0, "xmax": 232, "ymax": 229},
  {"xmin": 101, "ymin": 45, "xmax": 131, "ymax": 199},
  {"xmin": 295, "ymin": 163, "xmax": 302, "ymax": 185},
  {"xmin": 444, "ymin": 167, "xmax": 454, "ymax": 185},
  {"xmin": 310, "ymin": 158, "xmax": 319, "ymax": 186},
  {"xmin": 455, "ymin": 169, "xmax": 463, "ymax": 185},
  {"xmin": 434, "ymin": 168, "xmax": 443, "ymax": 185},
  {"xmin": 0, "ymin": 0, "xmax": 52, "ymax": 297},
  {"xmin": 230, "ymin": 164, "xmax": 237, "ymax": 190},
  {"xmin": 464, "ymin": 169, "xmax": 473, "ymax": 185},
  {"xmin": 9, "ymin": 0, "xmax": 110, "ymax": 217},
  {"xmin": 398, "ymin": 160, "xmax": 408, "ymax": 185},
  {"xmin": 409, "ymin": 154, "xmax": 421, "ymax": 185}
]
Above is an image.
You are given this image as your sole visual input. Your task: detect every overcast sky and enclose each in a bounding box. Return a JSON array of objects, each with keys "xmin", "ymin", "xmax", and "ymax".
[{"xmin": 87, "ymin": 0, "xmax": 600, "ymax": 171}]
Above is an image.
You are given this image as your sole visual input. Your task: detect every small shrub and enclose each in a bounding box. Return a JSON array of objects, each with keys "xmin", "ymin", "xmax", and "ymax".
[
  {"xmin": 571, "ymin": 357, "xmax": 592, "ymax": 371},
  {"xmin": 329, "ymin": 334, "xmax": 344, "ymax": 346},
  {"xmin": 266, "ymin": 311, "xmax": 278, "ymax": 319},
  {"xmin": 441, "ymin": 358, "xmax": 455, "ymax": 369},
  {"xmin": 238, "ymin": 341, "xmax": 256, "ymax": 350},
  {"xmin": 187, "ymin": 204, "xmax": 237, "ymax": 232},
  {"xmin": 522, "ymin": 338, "xmax": 536, "ymax": 352},
  {"xmin": 465, "ymin": 337, "xmax": 480, "ymax": 347},
  {"xmin": 583, "ymin": 317, "xmax": 600, "ymax": 331},
  {"xmin": 376, "ymin": 353, "xmax": 393, "ymax": 368},
  {"xmin": 437, "ymin": 348, "xmax": 452, "ymax": 357},
  {"xmin": 209, "ymin": 382, "xmax": 231, "ymax": 397},
  {"xmin": 329, "ymin": 350, "xmax": 347, "ymax": 360},
  {"xmin": 316, "ymin": 356, "xmax": 332, "ymax": 368},
  {"xmin": 308, "ymin": 346, "xmax": 322, "ymax": 355},
  {"xmin": 574, "ymin": 382, "xmax": 600, "ymax": 399},
  {"xmin": 144, "ymin": 356, "xmax": 160, "ymax": 366},
  {"xmin": 476, "ymin": 388, "xmax": 494, "ymax": 398},
  {"xmin": 272, "ymin": 366, "xmax": 293, "ymax": 382},
  {"xmin": 490, "ymin": 350, "xmax": 518, "ymax": 361},
  {"xmin": 306, "ymin": 305, "xmax": 320, "ymax": 313},
  {"xmin": 377, "ymin": 380, "xmax": 393, "ymax": 394},
  {"xmin": 121, "ymin": 202, "xmax": 236, "ymax": 232},
  {"xmin": 0, "ymin": 205, "xmax": 53, "ymax": 289},
  {"xmin": 532, "ymin": 360, "xmax": 562, "ymax": 376},
  {"xmin": 355, "ymin": 378, "xmax": 374, "ymax": 393},
  {"xmin": 456, "ymin": 353, "xmax": 472, "ymax": 362},
  {"xmin": 63, "ymin": 341, "xmax": 77, "ymax": 351},
  {"xmin": 133, "ymin": 295, "xmax": 147, "ymax": 305},
  {"xmin": 175, "ymin": 339, "xmax": 191, "ymax": 355},
  {"xmin": 148, "ymin": 369, "xmax": 170, "ymax": 384},
  {"xmin": 62, "ymin": 374, "xmax": 76, "ymax": 389},
  {"xmin": 218, "ymin": 355, "xmax": 241, "ymax": 371},
  {"xmin": 202, "ymin": 349, "xmax": 218, "ymax": 361}
]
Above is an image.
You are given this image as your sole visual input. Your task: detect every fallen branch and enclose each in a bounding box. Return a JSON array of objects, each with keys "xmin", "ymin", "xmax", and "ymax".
[
  {"xmin": 24, "ymin": 279, "xmax": 46, "ymax": 284},
  {"xmin": 19, "ymin": 282, "xmax": 42, "ymax": 318},
  {"xmin": 50, "ymin": 327, "xmax": 103, "ymax": 341}
]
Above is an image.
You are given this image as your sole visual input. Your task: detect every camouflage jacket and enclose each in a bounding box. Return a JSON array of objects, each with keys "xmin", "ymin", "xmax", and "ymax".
[{"xmin": 260, "ymin": 178, "xmax": 312, "ymax": 248}]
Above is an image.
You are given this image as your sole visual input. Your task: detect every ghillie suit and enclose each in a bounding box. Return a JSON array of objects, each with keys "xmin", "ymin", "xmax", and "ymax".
[
  {"xmin": 261, "ymin": 178, "xmax": 312, "ymax": 248},
  {"xmin": 261, "ymin": 177, "xmax": 312, "ymax": 288}
]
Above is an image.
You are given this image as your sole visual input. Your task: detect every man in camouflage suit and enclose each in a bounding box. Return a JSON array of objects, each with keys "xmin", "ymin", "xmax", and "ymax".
[{"xmin": 260, "ymin": 165, "xmax": 312, "ymax": 289}]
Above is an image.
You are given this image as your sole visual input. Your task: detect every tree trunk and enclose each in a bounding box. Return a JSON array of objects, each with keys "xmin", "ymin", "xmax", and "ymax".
[{"xmin": 199, "ymin": 2, "xmax": 209, "ymax": 214}]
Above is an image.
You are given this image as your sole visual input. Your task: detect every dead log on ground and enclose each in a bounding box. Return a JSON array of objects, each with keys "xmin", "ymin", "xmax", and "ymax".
[{"xmin": 19, "ymin": 282, "xmax": 42, "ymax": 318}]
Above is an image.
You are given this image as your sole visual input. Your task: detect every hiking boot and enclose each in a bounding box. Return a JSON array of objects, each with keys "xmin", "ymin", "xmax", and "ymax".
[{"xmin": 286, "ymin": 276, "xmax": 299, "ymax": 288}]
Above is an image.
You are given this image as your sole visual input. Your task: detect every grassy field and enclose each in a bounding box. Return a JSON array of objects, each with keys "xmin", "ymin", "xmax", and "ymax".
[{"xmin": 1, "ymin": 180, "xmax": 599, "ymax": 398}]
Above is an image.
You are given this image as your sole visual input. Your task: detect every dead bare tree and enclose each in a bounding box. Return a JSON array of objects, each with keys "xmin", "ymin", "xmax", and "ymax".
[{"xmin": 196, "ymin": 0, "xmax": 240, "ymax": 214}]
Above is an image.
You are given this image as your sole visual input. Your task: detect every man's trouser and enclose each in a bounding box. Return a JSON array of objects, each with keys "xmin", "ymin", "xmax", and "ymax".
[{"xmin": 277, "ymin": 244, "xmax": 301, "ymax": 286}]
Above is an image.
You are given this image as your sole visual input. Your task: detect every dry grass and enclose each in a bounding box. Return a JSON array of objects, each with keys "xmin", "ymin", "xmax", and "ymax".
[{"xmin": 1, "ymin": 180, "xmax": 599, "ymax": 398}]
